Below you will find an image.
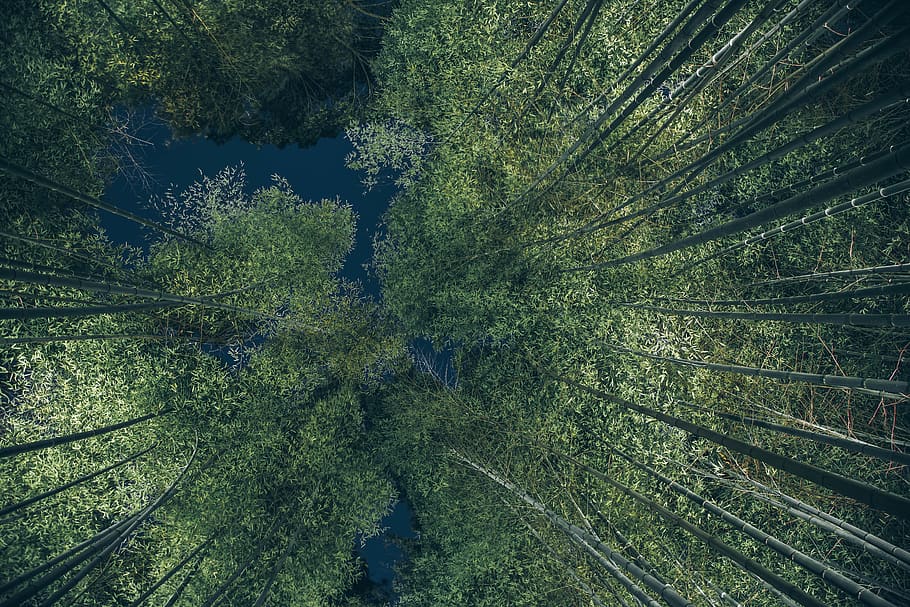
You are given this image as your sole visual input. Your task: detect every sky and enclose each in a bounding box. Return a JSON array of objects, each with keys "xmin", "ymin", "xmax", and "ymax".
[
  {"xmin": 102, "ymin": 123, "xmax": 414, "ymax": 601},
  {"xmin": 103, "ymin": 122, "xmax": 395, "ymax": 298}
]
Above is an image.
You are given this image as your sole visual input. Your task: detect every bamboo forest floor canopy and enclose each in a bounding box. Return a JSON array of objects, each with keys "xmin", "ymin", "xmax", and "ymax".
[{"xmin": 2, "ymin": 0, "xmax": 910, "ymax": 606}]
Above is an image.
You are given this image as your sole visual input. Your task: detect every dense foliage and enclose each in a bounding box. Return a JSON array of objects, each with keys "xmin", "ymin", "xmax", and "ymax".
[{"xmin": 2, "ymin": 0, "xmax": 910, "ymax": 605}]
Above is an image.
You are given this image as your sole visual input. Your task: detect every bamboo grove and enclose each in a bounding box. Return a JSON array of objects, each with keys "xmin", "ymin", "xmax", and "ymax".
[{"xmin": 2, "ymin": 0, "xmax": 910, "ymax": 605}]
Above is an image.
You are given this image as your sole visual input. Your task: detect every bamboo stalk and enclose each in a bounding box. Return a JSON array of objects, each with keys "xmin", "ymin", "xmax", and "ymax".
[
  {"xmin": 0, "ymin": 443, "xmax": 156, "ymax": 518},
  {"xmin": 593, "ymin": 448, "xmax": 898, "ymax": 607},
  {"xmin": 616, "ymin": 302, "xmax": 910, "ymax": 328},
  {"xmin": 0, "ymin": 410, "xmax": 170, "ymax": 459},
  {"xmin": 567, "ymin": 142, "xmax": 910, "ymax": 270},
  {"xmin": 552, "ymin": 373, "xmax": 910, "ymax": 517},
  {"xmin": 0, "ymin": 157, "xmax": 208, "ymax": 248},
  {"xmin": 608, "ymin": 342, "xmax": 909, "ymax": 399}
]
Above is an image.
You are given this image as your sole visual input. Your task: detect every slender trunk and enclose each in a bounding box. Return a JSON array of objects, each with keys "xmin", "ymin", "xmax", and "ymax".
[
  {"xmin": 522, "ymin": 521, "xmax": 610, "ymax": 607},
  {"xmin": 129, "ymin": 537, "xmax": 211, "ymax": 606},
  {"xmin": 572, "ymin": 449, "xmax": 898, "ymax": 607},
  {"xmin": 664, "ymin": 9, "xmax": 910, "ymax": 210},
  {"xmin": 0, "ymin": 410, "xmax": 170, "ymax": 459},
  {"xmin": 662, "ymin": 1, "xmax": 855, "ymax": 159},
  {"xmin": 590, "ymin": 9, "xmax": 908, "ymax": 232},
  {"xmin": 628, "ymin": 0, "xmax": 786, "ymax": 164},
  {"xmin": 0, "ymin": 443, "xmax": 156, "ymax": 519},
  {"xmin": 516, "ymin": 0, "xmax": 726, "ymax": 209},
  {"xmin": 666, "ymin": 280, "xmax": 910, "ymax": 308},
  {"xmin": 199, "ymin": 516, "xmax": 283, "ymax": 607},
  {"xmin": 0, "ymin": 301, "xmax": 181, "ymax": 321},
  {"xmin": 552, "ymin": 454, "xmax": 828, "ymax": 607},
  {"xmin": 747, "ymin": 263, "xmax": 910, "ymax": 288},
  {"xmin": 551, "ymin": 373, "xmax": 910, "ymax": 518},
  {"xmin": 616, "ymin": 302, "xmax": 910, "ymax": 328},
  {"xmin": 443, "ymin": 0, "xmax": 572, "ymax": 144},
  {"xmin": 626, "ymin": 89, "xmax": 910, "ymax": 232},
  {"xmin": 252, "ymin": 524, "xmax": 301, "ymax": 607},
  {"xmin": 161, "ymin": 540, "xmax": 210, "ymax": 607},
  {"xmin": 674, "ymin": 400, "xmax": 910, "ymax": 467},
  {"xmin": 0, "ymin": 230, "xmax": 156, "ymax": 287},
  {"xmin": 546, "ymin": 0, "xmax": 603, "ymax": 124},
  {"xmin": 518, "ymin": 0, "xmax": 599, "ymax": 125},
  {"xmin": 560, "ymin": 0, "xmax": 706, "ymax": 133},
  {"xmin": 0, "ymin": 333, "xmax": 228, "ymax": 346},
  {"xmin": 557, "ymin": 0, "xmax": 752, "ymax": 191},
  {"xmin": 34, "ymin": 448, "xmax": 197, "ymax": 606},
  {"xmin": 569, "ymin": 534, "xmax": 662, "ymax": 607},
  {"xmin": 0, "ymin": 510, "xmax": 141, "ymax": 597},
  {"xmin": 724, "ymin": 470, "xmax": 910, "ymax": 570},
  {"xmin": 0, "ymin": 157, "xmax": 208, "ymax": 248},
  {"xmin": 687, "ymin": 180, "xmax": 910, "ymax": 270},
  {"xmin": 454, "ymin": 452, "xmax": 692, "ymax": 607},
  {"xmin": 568, "ymin": 142, "xmax": 910, "ymax": 270},
  {"xmin": 0, "ymin": 267, "xmax": 271, "ymax": 318},
  {"xmin": 1, "ymin": 288, "xmax": 100, "ymax": 306},
  {"xmin": 530, "ymin": 145, "xmax": 894, "ymax": 251},
  {"xmin": 607, "ymin": 343, "xmax": 909, "ymax": 399},
  {"xmin": 0, "ymin": 510, "xmax": 146, "ymax": 607}
]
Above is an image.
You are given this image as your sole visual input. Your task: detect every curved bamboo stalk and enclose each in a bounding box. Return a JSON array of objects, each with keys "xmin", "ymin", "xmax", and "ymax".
[
  {"xmin": 33, "ymin": 447, "xmax": 198, "ymax": 607},
  {"xmin": 524, "ymin": 0, "xmax": 599, "ymax": 112},
  {"xmin": 0, "ymin": 509, "xmax": 140, "ymax": 596},
  {"xmin": 626, "ymin": 0, "xmax": 788, "ymax": 165},
  {"xmin": 545, "ymin": 0, "xmax": 604, "ymax": 124},
  {"xmin": 560, "ymin": 0, "xmax": 706, "ymax": 133},
  {"xmin": 442, "ymin": 0, "xmax": 572, "ymax": 145},
  {"xmin": 199, "ymin": 515, "xmax": 284, "ymax": 607},
  {"xmin": 0, "ymin": 301, "xmax": 181, "ymax": 321},
  {"xmin": 569, "ymin": 534, "xmax": 663, "ymax": 607},
  {"xmin": 666, "ymin": 280, "xmax": 910, "ymax": 307},
  {"xmin": 0, "ymin": 333, "xmax": 228, "ymax": 346},
  {"xmin": 623, "ymin": 92, "xmax": 910, "ymax": 234},
  {"xmin": 521, "ymin": 519, "xmax": 612, "ymax": 607},
  {"xmin": 525, "ymin": 145, "xmax": 894, "ymax": 251},
  {"xmin": 252, "ymin": 524, "xmax": 301, "ymax": 607},
  {"xmin": 541, "ymin": 0, "xmax": 750, "ymax": 206},
  {"xmin": 689, "ymin": 465, "xmax": 910, "ymax": 573},
  {"xmin": 666, "ymin": 7, "xmax": 909, "ymax": 204},
  {"xmin": 724, "ymin": 470, "xmax": 910, "ymax": 570},
  {"xmin": 160, "ymin": 540, "xmax": 209, "ymax": 607},
  {"xmin": 661, "ymin": 1, "xmax": 862, "ymax": 160},
  {"xmin": 0, "ymin": 230, "xmax": 156, "ymax": 287},
  {"xmin": 511, "ymin": 0, "xmax": 724, "ymax": 210},
  {"xmin": 584, "ymin": 12, "xmax": 909, "ymax": 234}
]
